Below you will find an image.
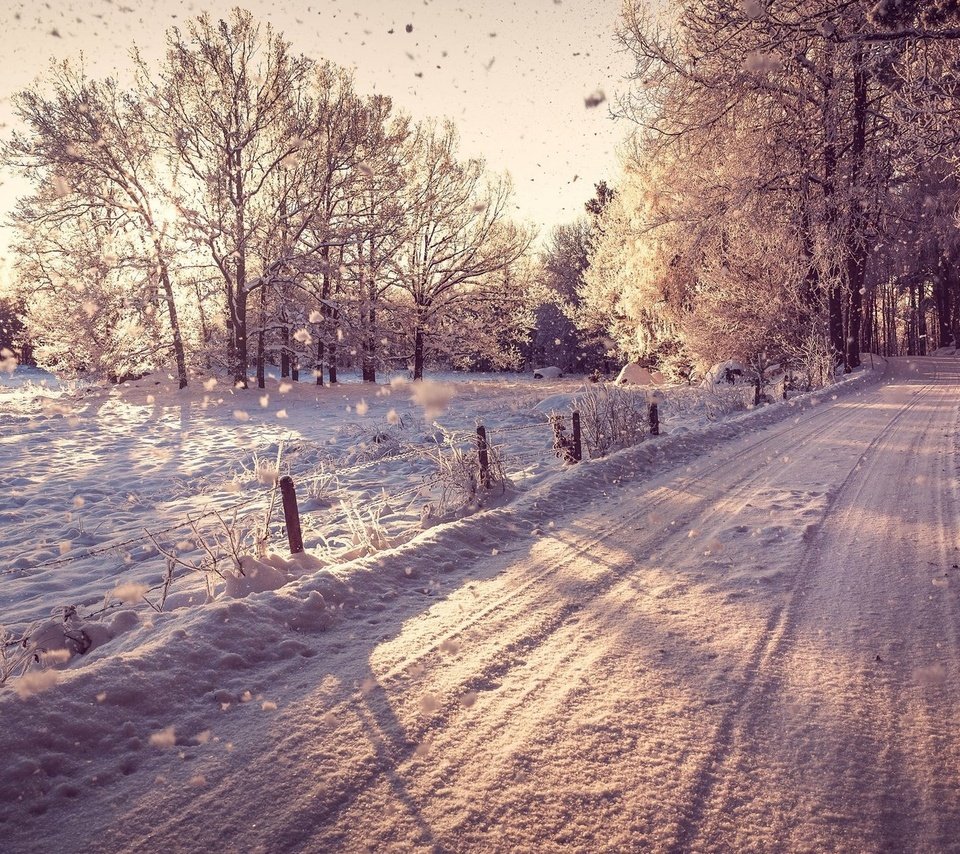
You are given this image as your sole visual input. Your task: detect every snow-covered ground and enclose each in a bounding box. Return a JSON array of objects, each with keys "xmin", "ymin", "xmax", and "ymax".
[
  {"xmin": 0, "ymin": 367, "xmax": 583, "ymax": 630},
  {"xmin": 9, "ymin": 357, "xmax": 960, "ymax": 851},
  {"xmin": 0, "ymin": 365, "xmax": 761, "ymax": 635}
]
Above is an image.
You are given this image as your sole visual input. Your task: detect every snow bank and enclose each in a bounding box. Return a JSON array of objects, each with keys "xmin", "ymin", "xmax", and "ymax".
[
  {"xmin": 0, "ymin": 365, "xmax": 62, "ymax": 390},
  {"xmin": 701, "ymin": 360, "xmax": 750, "ymax": 387},
  {"xmin": 532, "ymin": 366, "xmax": 563, "ymax": 379},
  {"xmin": 532, "ymin": 392, "xmax": 580, "ymax": 414},
  {"xmin": 614, "ymin": 363, "xmax": 665, "ymax": 386}
]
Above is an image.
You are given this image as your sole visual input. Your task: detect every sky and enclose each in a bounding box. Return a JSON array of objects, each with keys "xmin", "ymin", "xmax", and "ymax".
[{"xmin": 0, "ymin": 0, "xmax": 634, "ymax": 287}]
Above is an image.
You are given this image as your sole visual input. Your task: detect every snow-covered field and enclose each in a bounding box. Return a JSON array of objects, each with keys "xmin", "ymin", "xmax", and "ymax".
[
  {"xmin": 0, "ymin": 368, "xmax": 585, "ymax": 628},
  {"xmin": 0, "ymin": 366, "xmax": 760, "ymax": 635},
  {"xmin": 14, "ymin": 357, "xmax": 960, "ymax": 851}
]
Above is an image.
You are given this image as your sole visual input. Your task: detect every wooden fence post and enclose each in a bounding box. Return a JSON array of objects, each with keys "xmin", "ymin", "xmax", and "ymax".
[
  {"xmin": 476, "ymin": 425, "xmax": 491, "ymax": 488},
  {"xmin": 571, "ymin": 411, "xmax": 582, "ymax": 462},
  {"xmin": 649, "ymin": 402, "xmax": 660, "ymax": 436},
  {"xmin": 550, "ymin": 414, "xmax": 572, "ymax": 462},
  {"xmin": 279, "ymin": 475, "xmax": 304, "ymax": 554}
]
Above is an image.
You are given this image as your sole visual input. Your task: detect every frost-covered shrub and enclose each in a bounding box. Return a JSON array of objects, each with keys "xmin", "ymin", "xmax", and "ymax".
[
  {"xmin": 423, "ymin": 428, "xmax": 506, "ymax": 516},
  {"xmin": 796, "ymin": 332, "xmax": 835, "ymax": 391},
  {"xmin": 701, "ymin": 385, "xmax": 754, "ymax": 419},
  {"xmin": 0, "ymin": 624, "xmax": 40, "ymax": 685},
  {"xmin": 339, "ymin": 500, "xmax": 394, "ymax": 558},
  {"xmin": 576, "ymin": 383, "xmax": 648, "ymax": 458},
  {"xmin": 658, "ymin": 384, "xmax": 753, "ymax": 422},
  {"xmin": 656, "ymin": 385, "xmax": 699, "ymax": 420},
  {"xmin": 303, "ymin": 462, "xmax": 339, "ymax": 506},
  {"xmin": 339, "ymin": 414, "xmax": 418, "ymax": 466}
]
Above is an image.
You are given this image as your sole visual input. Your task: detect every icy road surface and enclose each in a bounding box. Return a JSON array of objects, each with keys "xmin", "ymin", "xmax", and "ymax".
[{"xmin": 4, "ymin": 356, "xmax": 960, "ymax": 852}]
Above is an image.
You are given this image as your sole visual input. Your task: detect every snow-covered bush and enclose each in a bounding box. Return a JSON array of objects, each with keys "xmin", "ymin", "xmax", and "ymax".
[
  {"xmin": 576, "ymin": 383, "xmax": 649, "ymax": 458},
  {"xmin": 339, "ymin": 500, "xmax": 394, "ymax": 559},
  {"xmin": 701, "ymin": 385, "xmax": 755, "ymax": 420},
  {"xmin": 339, "ymin": 415, "xmax": 417, "ymax": 466},
  {"xmin": 533, "ymin": 366, "xmax": 563, "ymax": 379},
  {"xmin": 795, "ymin": 331, "xmax": 835, "ymax": 391},
  {"xmin": 423, "ymin": 428, "xmax": 507, "ymax": 516},
  {"xmin": 0, "ymin": 624, "xmax": 39, "ymax": 685},
  {"xmin": 303, "ymin": 462, "xmax": 339, "ymax": 507},
  {"xmin": 658, "ymin": 384, "xmax": 753, "ymax": 422}
]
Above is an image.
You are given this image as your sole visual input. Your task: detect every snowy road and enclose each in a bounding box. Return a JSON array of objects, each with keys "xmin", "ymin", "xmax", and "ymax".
[{"xmin": 5, "ymin": 357, "xmax": 960, "ymax": 852}]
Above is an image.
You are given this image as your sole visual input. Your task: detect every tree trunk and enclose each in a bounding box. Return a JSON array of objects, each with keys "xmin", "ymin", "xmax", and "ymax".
[
  {"xmin": 821, "ymin": 50, "xmax": 845, "ymax": 363},
  {"xmin": 328, "ymin": 243, "xmax": 345, "ymax": 384},
  {"xmin": 934, "ymin": 247, "xmax": 951, "ymax": 348},
  {"xmin": 328, "ymin": 321, "xmax": 338, "ymax": 384},
  {"xmin": 918, "ymin": 280, "xmax": 928, "ymax": 356},
  {"xmin": 232, "ymin": 132, "xmax": 248, "ymax": 388},
  {"xmin": 362, "ymin": 268, "xmax": 377, "ymax": 382},
  {"xmin": 235, "ymin": 290, "xmax": 248, "ymax": 387},
  {"xmin": 225, "ymin": 286, "xmax": 239, "ymax": 383},
  {"xmin": 844, "ymin": 51, "xmax": 868, "ymax": 370},
  {"xmin": 829, "ymin": 285, "xmax": 844, "ymax": 363},
  {"xmin": 798, "ymin": 178, "xmax": 820, "ymax": 319},
  {"xmin": 413, "ymin": 324, "xmax": 425, "ymax": 380},
  {"xmin": 281, "ymin": 323, "xmax": 290, "ymax": 378},
  {"xmin": 317, "ymin": 256, "xmax": 330, "ymax": 386},
  {"xmin": 256, "ymin": 285, "xmax": 266, "ymax": 389},
  {"xmin": 887, "ymin": 279, "xmax": 897, "ymax": 356},
  {"xmin": 861, "ymin": 283, "xmax": 874, "ymax": 357},
  {"xmin": 157, "ymin": 258, "xmax": 188, "ymax": 389},
  {"xmin": 949, "ymin": 263, "xmax": 960, "ymax": 347},
  {"xmin": 908, "ymin": 281, "xmax": 917, "ymax": 355},
  {"xmin": 362, "ymin": 306, "xmax": 377, "ymax": 383}
]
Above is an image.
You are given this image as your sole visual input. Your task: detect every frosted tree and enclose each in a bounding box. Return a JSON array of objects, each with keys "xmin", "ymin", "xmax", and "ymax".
[
  {"xmin": 245, "ymin": 65, "xmax": 380, "ymax": 389},
  {"xmin": 5, "ymin": 62, "xmax": 190, "ymax": 387},
  {"xmin": 600, "ymin": 0, "xmax": 960, "ymax": 375},
  {"xmin": 337, "ymin": 97, "xmax": 413, "ymax": 383},
  {"xmin": 298, "ymin": 64, "xmax": 371, "ymax": 385},
  {"xmin": 528, "ymin": 218, "xmax": 593, "ymax": 373},
  {"xmin": 578, "ymin": 151, "xmax": 696, "ymax": 376},
  {"xmin": 145, "ymin": 10, "xmax": 320, "ymax": 388},
  {"xmin": 681, "ymin": 221, "xmax": 809, "ymax": 373},
  {"xmin": 529, "ymin": 182, "xmax": 623, "ymax": 374},
  {"xmin": 12, "ymin": 202, "xmax": 172, "ymax": 379},
  {"xmin": 0, "ymin": 295, "xmax": 25, "ymax": 361}
]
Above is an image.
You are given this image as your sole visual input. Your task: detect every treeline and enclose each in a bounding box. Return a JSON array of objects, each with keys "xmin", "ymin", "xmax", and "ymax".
[
  {"xmin": 563, "ymin": 0, "xmax": 960, "ymax": 379},
  {"xmin": 4, "ymin": 9, "xmax": 540, "ymax": 387}
]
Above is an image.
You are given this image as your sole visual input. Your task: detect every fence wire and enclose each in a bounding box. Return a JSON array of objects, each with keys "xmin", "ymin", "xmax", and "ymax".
[{"xmin": 1, "ymin": 410, "xmax": 567, "ymax": 643}]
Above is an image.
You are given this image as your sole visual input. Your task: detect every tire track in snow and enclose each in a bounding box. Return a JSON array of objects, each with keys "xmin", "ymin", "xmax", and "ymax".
[
  {"xmin": 803, "ymin": 365, "xmax": 960, "ymax": 851},
  {"xmin": 367, "ymin": 388, "xmax": 880, "ymax": 685},
  {"xmin": 232, "ymin": 387, "xmax": 888, "ymax": 850},
  {"xmin": 666, "ymin": 362, "xmax": 955, "ymax": 852},
  {"xmin": 77, "ymin": 376, "xmax": 885, "ymax": 854}
]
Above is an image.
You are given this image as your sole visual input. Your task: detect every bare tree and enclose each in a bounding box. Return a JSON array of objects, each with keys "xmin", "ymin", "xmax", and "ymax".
[
  {"xmin": 395, "ymin": 121, "xmax": 534, "ymax": 379},
  {"xmin": 146, "ymin": 9, "xmax": 317, "ymax": 387}
]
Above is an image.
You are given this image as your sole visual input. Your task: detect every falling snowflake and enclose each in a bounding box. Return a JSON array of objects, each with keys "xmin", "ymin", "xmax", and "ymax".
[{"xmin": 584, "ymin": 90, "xmax": 606, "ymax": 108}]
